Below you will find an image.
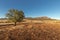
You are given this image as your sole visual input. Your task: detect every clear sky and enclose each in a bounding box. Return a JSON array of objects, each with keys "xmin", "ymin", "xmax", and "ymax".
[{"xmin": 0, "ymin": 0, "xmax": 60, "ymax": 19}]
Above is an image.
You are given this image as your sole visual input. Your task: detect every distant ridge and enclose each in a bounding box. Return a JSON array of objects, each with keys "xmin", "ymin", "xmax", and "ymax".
[
  {"xmin": 34, "ymin": 16, "xmax": 51, "ymax": 19},
  {"xmin": 0, "ymin": 16, "xmax": 57, "ymax": 20},
  {"xmin": 25, "ymin": 16, "xmax": 57, "ymax": 20},
  {"xmin": 0, "ymin": 18, "xmax": 7, "ymax": 20}
]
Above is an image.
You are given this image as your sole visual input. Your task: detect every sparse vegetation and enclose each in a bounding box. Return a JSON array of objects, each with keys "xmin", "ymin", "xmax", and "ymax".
[{"xmin": 0, "ymin": 20, "xmax": 60, "ymax": 40}]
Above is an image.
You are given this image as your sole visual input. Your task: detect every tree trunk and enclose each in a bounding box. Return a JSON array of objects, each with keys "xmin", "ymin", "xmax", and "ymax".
[{"xmin": 14, "ymin": 22, "xmax": 16, "ymax": 26}]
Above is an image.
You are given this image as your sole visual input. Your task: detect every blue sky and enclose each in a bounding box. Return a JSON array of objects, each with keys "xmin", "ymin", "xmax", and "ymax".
[{"xmin": 0, "ymin": 0, "xmax": 60, "ymax": 19}]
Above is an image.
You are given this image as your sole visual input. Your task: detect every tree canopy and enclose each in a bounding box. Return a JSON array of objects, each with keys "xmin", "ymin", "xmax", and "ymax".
[{"xmin": 6, "ymin": 9, "xmax": 25, "ymax": 26}]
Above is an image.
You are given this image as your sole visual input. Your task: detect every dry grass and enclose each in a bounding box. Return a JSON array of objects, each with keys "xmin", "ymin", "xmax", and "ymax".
[{"xmin": 0, "ymin": 20, "xmax": 60, "ymax": 40}]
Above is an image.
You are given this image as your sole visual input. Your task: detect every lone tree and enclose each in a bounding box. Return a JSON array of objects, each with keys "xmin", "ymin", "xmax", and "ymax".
[{"xmin": 6, "ymin": 9, "xmax": 25, "ymax": 26}]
